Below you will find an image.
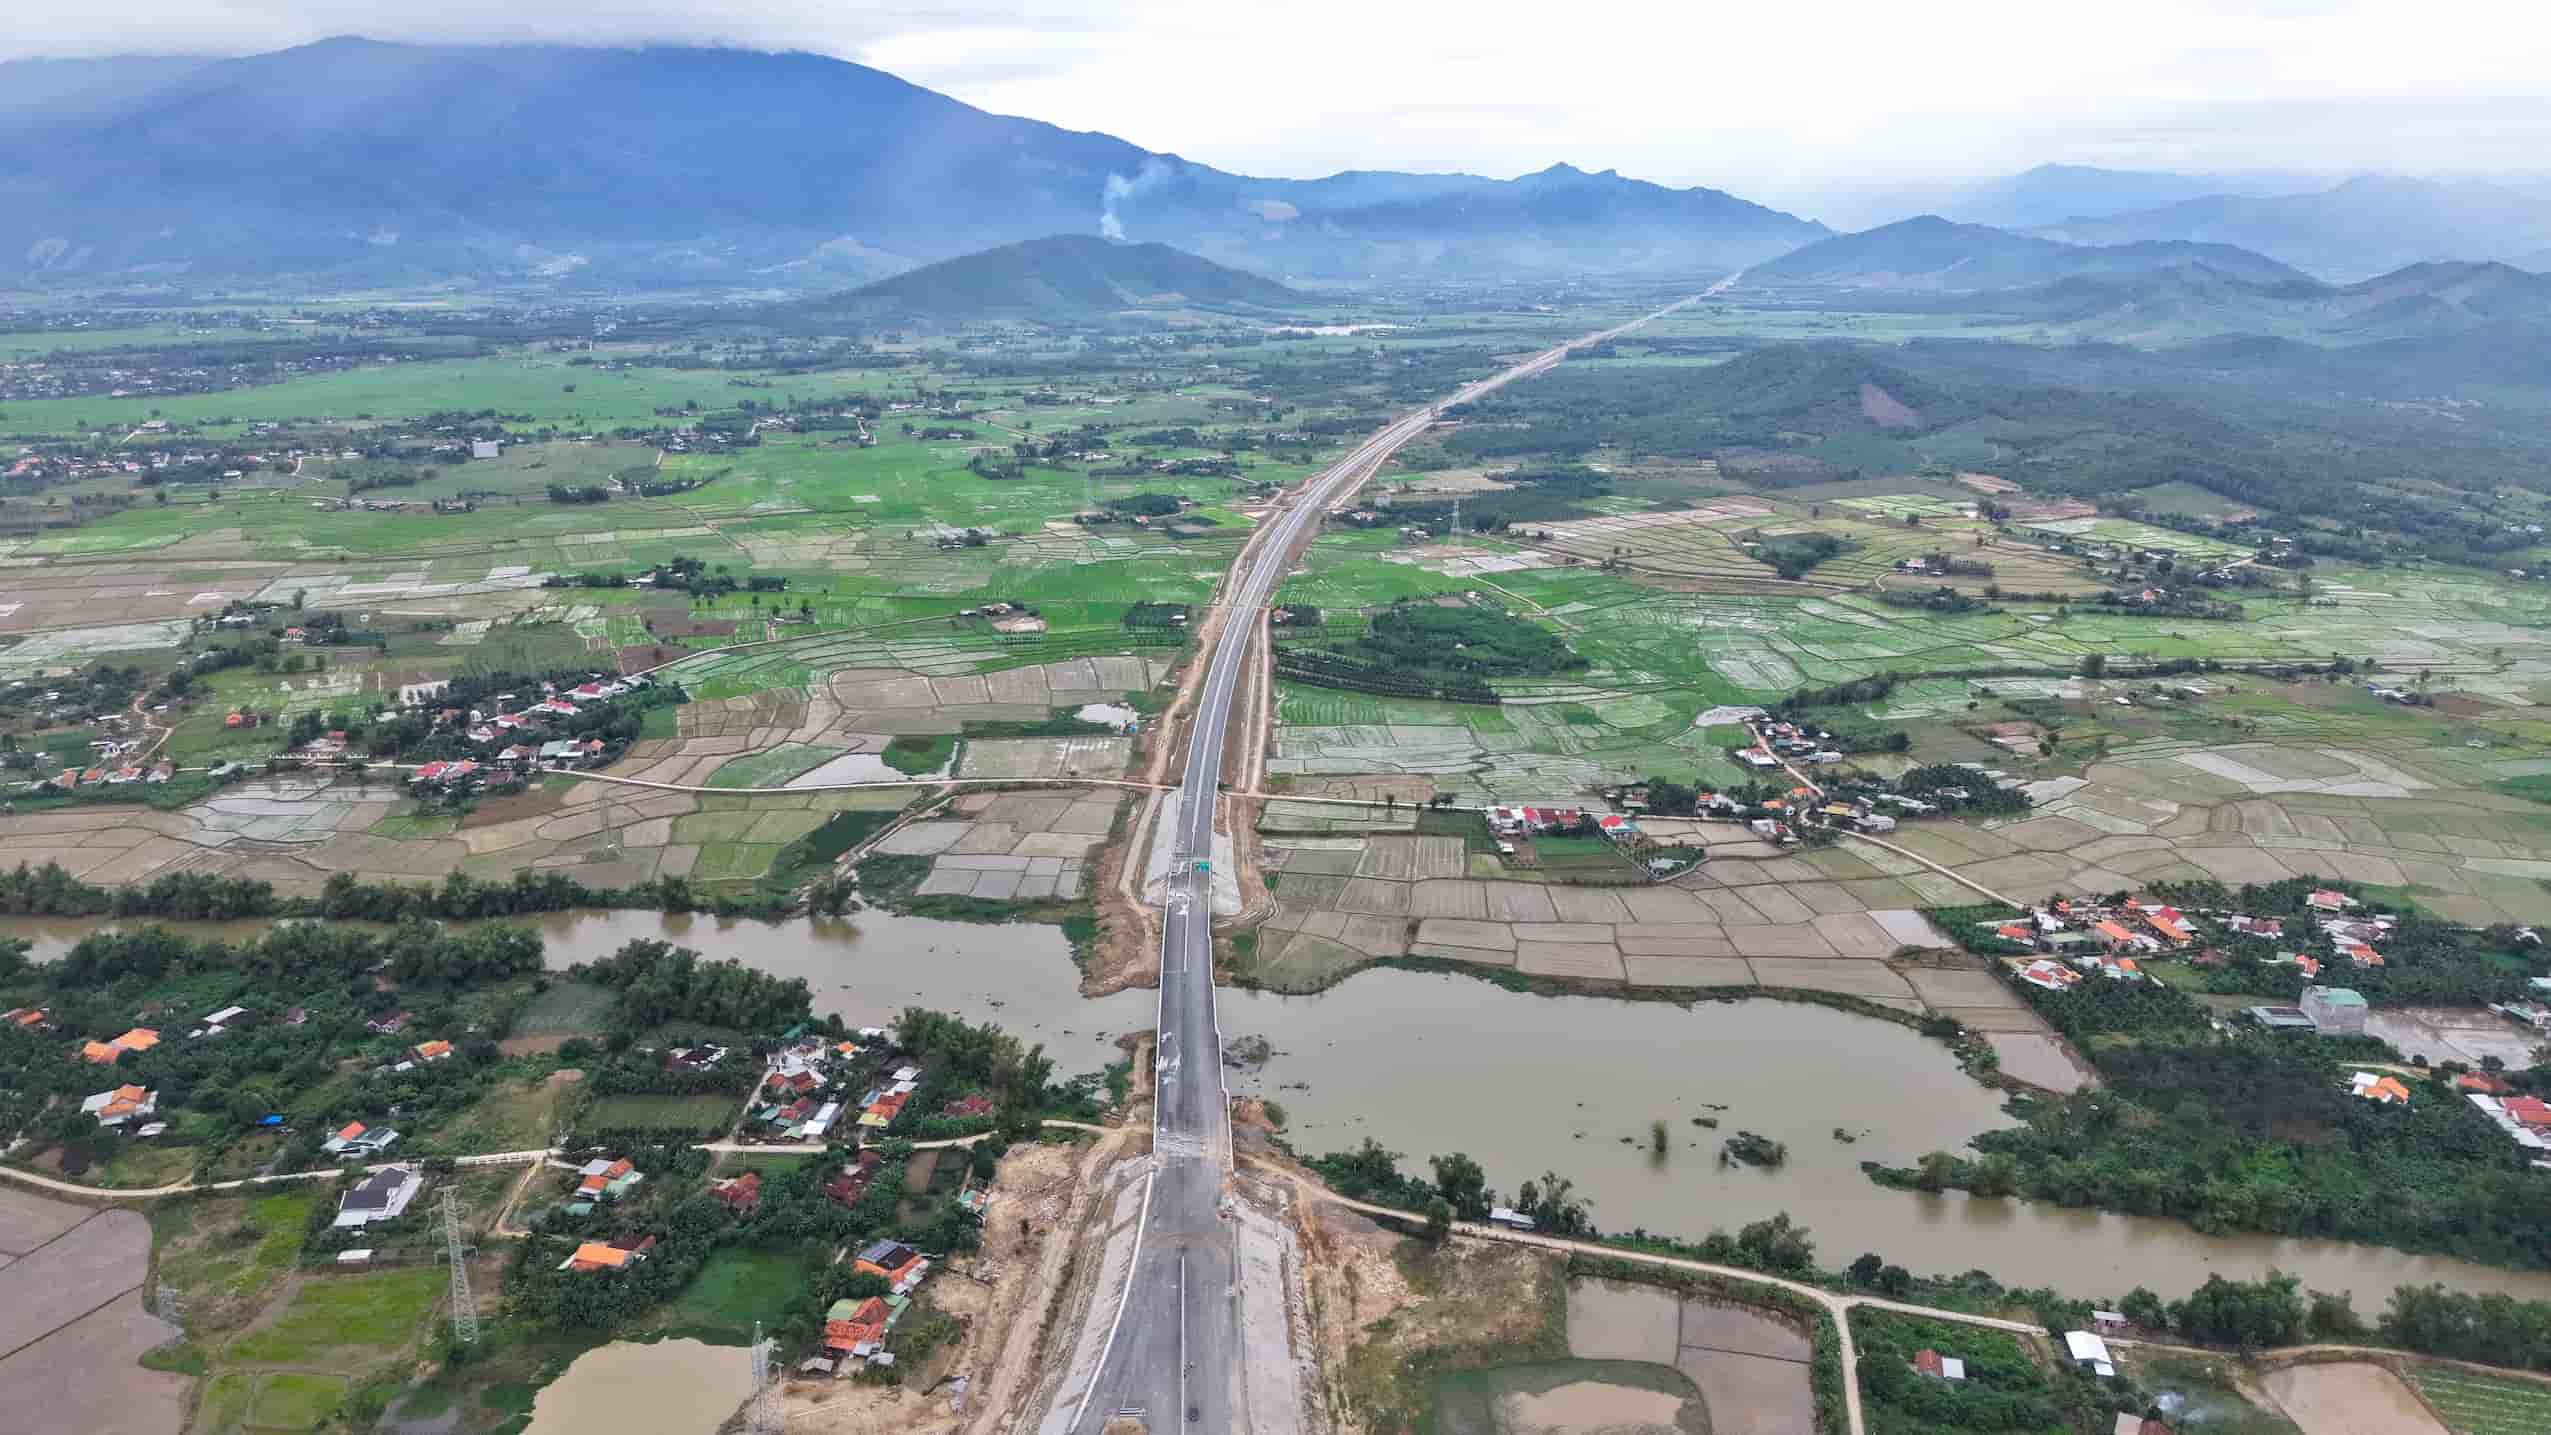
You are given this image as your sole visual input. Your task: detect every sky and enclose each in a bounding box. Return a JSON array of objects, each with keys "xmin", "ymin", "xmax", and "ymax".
[{"xmin": 12, "ymin": 0, "xmax": 2551, "ymax": 222}]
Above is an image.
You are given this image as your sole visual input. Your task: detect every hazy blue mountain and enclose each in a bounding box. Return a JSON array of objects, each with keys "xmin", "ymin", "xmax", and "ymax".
[
  {"xmin": 822, "ymin": 235, "xmax": 1297, "ymax": 319},
  {"xmin": 1749, "ymin": 215, "xmax": 2308, "ymax": 292},
  {"xmin": 1943, "ymin": 164, "xmax": 2324, "ymax": 229},
  {"xmin": 1917, "ymin": 258, "xmax": 2551, "ymax": 345},
  {"xmin": 0, "ymin": 55, "xmax": 212, "ymax": 134},
  {"xmin": 2032, "ymin": 175, "xmax": 2551, "ymax": 280},
  {"xmin": 0, "ymin": 38, "xmax": 1823, "ymax": 287}
]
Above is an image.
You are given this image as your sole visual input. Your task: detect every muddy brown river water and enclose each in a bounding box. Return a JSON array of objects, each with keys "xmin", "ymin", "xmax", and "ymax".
[{"xmin": 12, "ymin": 908, "xmax": 2550, "ymax": 1308}]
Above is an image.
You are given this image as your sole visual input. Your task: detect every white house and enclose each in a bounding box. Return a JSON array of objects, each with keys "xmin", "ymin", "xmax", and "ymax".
[
  {"xmin": 333, "ymin": 1165, "xmax": 423, "ymax": 1228},
  {"xmin": 2064, "ymin": 1330, "xmax": 2115, "ymax": 1378}
]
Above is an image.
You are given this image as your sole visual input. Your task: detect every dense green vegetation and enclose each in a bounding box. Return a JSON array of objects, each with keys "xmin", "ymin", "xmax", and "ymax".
[
  {"xmin": 1881, "ymin": 936, "xmax": 2551, "ymax": 1268},
  {"xmin": 1355, "ymin": 601, "xmax": 1585, "ymax": 678},
  {"xmin": 0, "ymin": 923, "xmax": 545, "ymax": 1174}
]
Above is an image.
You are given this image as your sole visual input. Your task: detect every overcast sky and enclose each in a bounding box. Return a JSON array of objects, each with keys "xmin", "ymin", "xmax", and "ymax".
[{"xmin": 12, "ymin": 0, "xmax": 2550, "ymax": 220}]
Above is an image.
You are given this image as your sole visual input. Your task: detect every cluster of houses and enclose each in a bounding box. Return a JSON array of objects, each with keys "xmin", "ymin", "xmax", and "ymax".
[
  {"xmin": 1997, "ymin": 890, "xmax": 2416, "ymax": 992},
  {"xmin": 802, "ymin": 1239, "xmax": 936, "ymax": 1378},
  {"xmin": 28, "ymin": 754, "xmax": 177, "ymax": 793},
  {"xmin": 406, "ymin": 675, "xmax": 644, "ymax": 792},
  {"xmin": 2463, "ymin": 1081, "xmax": 2551, "ymax": 1165},
  {"xmin": 1747, "ymin": 717, "xmax": 1847, "ymax": 767}
]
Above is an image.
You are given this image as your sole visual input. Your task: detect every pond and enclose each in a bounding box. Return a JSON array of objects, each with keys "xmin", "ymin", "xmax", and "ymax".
[{"xmin": 520, "ymin": 1338, "xmax": 751, "ymax": 1435}]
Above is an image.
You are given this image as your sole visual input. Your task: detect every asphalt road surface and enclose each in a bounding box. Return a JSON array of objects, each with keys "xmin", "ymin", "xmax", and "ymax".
[{"xmin": 1071, "ymin": 294, "xmax": 1704, "ymax": 1432}]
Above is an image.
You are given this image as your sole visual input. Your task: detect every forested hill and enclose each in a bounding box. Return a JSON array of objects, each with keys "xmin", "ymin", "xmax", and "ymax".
[
  {"xmin": 1438, "ymin": 338, "xmax": 2551, "ymax": 561},
  {"xmin": 1750, "ymin": 215, "xmax": 2308, "ymax": 291},
  {"xmin": 818, "ymin": 236, "xmax": 1299, "ymax": 319},
  {"xmin": 1945, "ymin": 259, "xmax": 2551, "ymax": 345}
]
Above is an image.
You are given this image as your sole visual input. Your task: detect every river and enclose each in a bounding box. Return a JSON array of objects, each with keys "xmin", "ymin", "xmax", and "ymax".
[{"xmin": 11, "ymin": 909, "xmax": 2549, "ymax": 1307}]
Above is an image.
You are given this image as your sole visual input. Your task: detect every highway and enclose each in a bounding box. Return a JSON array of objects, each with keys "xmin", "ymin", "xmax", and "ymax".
[{"xmin": 1068, "ymin": 293, "xmax": 1705, "ymax": 1432}]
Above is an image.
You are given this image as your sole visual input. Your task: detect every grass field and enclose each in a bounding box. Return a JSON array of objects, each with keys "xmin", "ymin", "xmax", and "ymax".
[
  {"xmin": 2410, "ymin": 1366, "xmax": 2551, "ymax": 1435},
  {"xmin": 708, "ymin": 742, "xmax": 849, "ymax": 788},
  {"xmin": 428, "ymin": 1073, "xmax": 571, "ymax": 1153},
  {"xmin": 512, "ymin": 979, "xmax": 619, "ymax": 1037},
  {"xmin": 657, "ymin": 1246, "xmax": 808, "ymax": 1345},
  {"xmin": 151, "ymin": 1191, "xmax": 317, "ymax": 1336},
  {"xmin": 224, "ymin": 1266, "xmax": 446, "ymax": 1365},
  {"xmin": 587, "ymin": 1093, "xmax": 740, "ymax": 1131}
]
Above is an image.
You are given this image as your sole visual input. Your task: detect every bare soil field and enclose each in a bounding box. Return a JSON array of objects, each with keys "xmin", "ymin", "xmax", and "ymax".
[
  {"xmin": 874, "ymin": 791, "xmax": 1123, "ymax": 901},
  {"xmin": 2264, "ymin": 1362, "xmax": 2449, "ymax": 1435},
  {"xmin": 1563, "ymin": 1277, "xmax": 1813, "ymax": 1435},
  {"xmin": 0, "ymin": 1194, "xmax": 187, "ymax": 1435}
]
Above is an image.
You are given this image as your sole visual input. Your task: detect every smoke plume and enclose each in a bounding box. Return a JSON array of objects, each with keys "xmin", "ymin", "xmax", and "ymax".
[{"xmin": 1100, "ymin": 157, "xmax": 1171, "ymax": 241}]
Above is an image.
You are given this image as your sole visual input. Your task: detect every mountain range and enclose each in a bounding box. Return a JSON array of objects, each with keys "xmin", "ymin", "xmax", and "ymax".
[
  {"xmin": 1938, "ymin": 164, "xmax": 2332, "ymax": 230},
  {"xmin": 820, "ymin": 235, "xmax": 1298, "ymax": 319},
  {"xmin": 2028, "ymin": 175, "xmax": 2551, "ymax": 281},
  {"xmin": 0, "ymin": 38, "xmax": 1823, "ymax": 288},
  {"xmin": 1971, "ymin": 260, "xmax": 2551, "ymax": 345},
  {"xmin": 1749, "ymin": 216, "xmax": 2314, "ymax": 291}
]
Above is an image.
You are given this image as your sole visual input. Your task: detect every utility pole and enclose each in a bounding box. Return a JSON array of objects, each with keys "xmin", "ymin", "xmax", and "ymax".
[{"xmin": 441, "ymin": 1186, "xmax": 478, "ymax": 1346}]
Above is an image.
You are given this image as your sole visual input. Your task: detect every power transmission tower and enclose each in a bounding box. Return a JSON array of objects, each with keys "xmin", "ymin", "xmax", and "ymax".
[
  {"xmin": 441, "ymin": 1186, "xmax": 479, "ymax": 1346},
  {"xmin": 746, "ymin": 1320, "xmax": 779, "ymax": 1435},
  {"xmin": 155, "ymin": 1282, "xmax": 184, "ymax": 1335}
]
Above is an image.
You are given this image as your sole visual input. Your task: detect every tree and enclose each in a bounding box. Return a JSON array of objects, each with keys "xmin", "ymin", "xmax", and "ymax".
[
  {"xmin": 1420, "ymin": 1197, "xmax": 1453, "ymax": 1244},
  {"xmin": 2118, "ymin": 1287, "xmax": 2168, "ymax": 1330},
  {"xmin": 2079, "ymin": 653, "xmax": 2107, "ymax": 679},
  {"xmin": 1848, "ymin": 1252, "xmax": 1885, "ymax": 1286},
  {"xmin": 1428, "ymin": 1152, "xmax": 1492, "ymax": 1222},
  {"xmin": 1913, "ymin": 1150, "xmax": 1957, "ymax": 1192},
  {"xmin": 1733, "ymin": 1212, "xmax": 1814, "ymax": 1273},
  {"xmin": 2169, "ymin": 1271, "xmax": 2305, "ymax": 1348}
]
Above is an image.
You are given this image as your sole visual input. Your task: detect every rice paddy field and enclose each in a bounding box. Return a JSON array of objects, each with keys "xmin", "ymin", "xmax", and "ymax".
[{"xmin": 2408, "ymin": 1366, "xmax": 2551, "ymax": 1435}]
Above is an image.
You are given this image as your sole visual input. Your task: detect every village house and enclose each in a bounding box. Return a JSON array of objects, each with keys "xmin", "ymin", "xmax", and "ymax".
[
  {"xmin": 2064, "ymin": 1330, "xmax": 2116, "ymax": 1378},
  {"xmin": 709, "ymin": 1172, "xmax": 762, "ymax": 1215},
  {"xmin": 333, "ymin": 1165, "xmax": 424, "ymax": 1228},
  {"xmin": 576, "ymin": 1157, "xmax": 645, "ymax": 1201},
  {"xmin": 2349, "ymin": 1071, "xmax": 2412, "ymax": 1105},
  {"xmin": 1911, "ymin": 1348, "xmax": 1967, "ymax": 1381},
  {"xmin": 80, "ymin": 1026, "xmax": 160, "ymax": 1063},
  {"xmin": 2019, "ymin": 958, "xmax": 2083, "ymax": 991},
  {"xmin": 80, "ymin": 1083, "xmax": 157, "ymax": 1128},
  {"xmin": 821, "ymin": 1151, "xmax": 887, "ymax": 1208},
  {"xmin": 560, "ymin": 1235, "xmax": 657, "ymax": 1273},
  {"xmin": 854, "ymin": 1238, "xmax": 930, "ymax": 1294},
  {"xmin": 322, "ymin": 1120, "xmax": 400, "ymax": 1157},
  {"xmin": 824, "ymin": 1295, "xmax": 893, "ymax": 1360},
  {"xmin": 2300, "ymin": 985, "xmax": 2367, "ymax": 1036}
]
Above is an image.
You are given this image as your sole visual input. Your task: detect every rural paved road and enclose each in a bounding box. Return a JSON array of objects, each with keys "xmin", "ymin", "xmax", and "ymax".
[{"xmin": 1067, "ymin": 294, "xmax": 1709, "ymax": 1433}]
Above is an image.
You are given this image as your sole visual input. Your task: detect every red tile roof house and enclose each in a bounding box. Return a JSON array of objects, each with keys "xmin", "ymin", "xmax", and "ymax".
[
  {"xmin": 2505, "ymin": 1096, "xmax": 2551, "ymax": 1129},
  {"xmin": 709, "ymin": 1172, "xmax": 762, "ymax": 1214},
  {"xmin": 824, "ymin": 1296, "xmax": 891, "ymax": 1355}
]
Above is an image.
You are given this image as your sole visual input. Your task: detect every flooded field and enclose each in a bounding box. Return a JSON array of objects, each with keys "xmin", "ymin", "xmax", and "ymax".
[
  {"xmin": 14, "ymin": 910, "xmax": 2551, "ymax": 1309},
  {"xmin": 2262, "ymin": 1362, "xmax": 2448, "ymax": 1435},
  {"xmin": 522, "ymin": 1338, "xmax": 752, "ymax": 1435},
  {"xmin": 1567, "ymin": 1277, "xmax": 1812, "ymax": 1435}
]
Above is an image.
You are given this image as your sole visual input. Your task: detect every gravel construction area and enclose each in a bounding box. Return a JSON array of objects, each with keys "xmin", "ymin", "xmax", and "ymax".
[
  {"xmin": 2365, "ymin": 1007, "xmax": 2548, "ymax": 1071},
  {"xmin": 0, "ymin": 1195, "xmax": 186, "ymax": 1435}
]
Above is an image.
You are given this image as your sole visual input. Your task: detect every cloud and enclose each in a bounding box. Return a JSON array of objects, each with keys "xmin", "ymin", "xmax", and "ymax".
[{"xmin": 5, "ymin": 0, "xmax": 2548, "ymax": 202}]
